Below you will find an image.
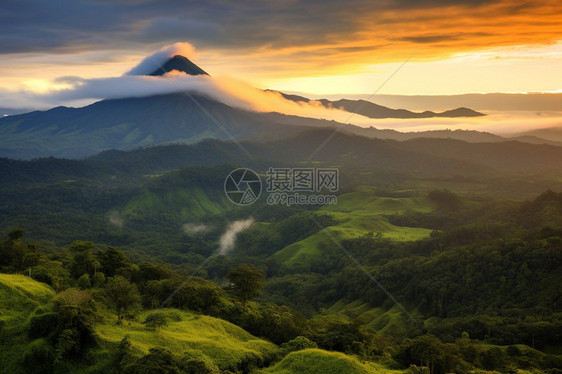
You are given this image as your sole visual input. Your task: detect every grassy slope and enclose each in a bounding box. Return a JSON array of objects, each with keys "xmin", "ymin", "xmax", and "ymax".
[
  {"xmin": 0, "ymin": 273, "xmax": 54, "ymax": 323},
  {"xmin": 327, "ymin": 301, "xmax": 414, "ymax": 336},
  {"xmin": 0, "ymin": 274, "xmax": 55, "ymax": 374},
  {"xmin": 271, "ymin": 188, "xmax": 434, "ymax": 269},
  {"xmin": 261, "ymin": 348, "xmax": 404, "ymax": 374},
  {"xmin": 123, "ymin": 186, "xmax": 230, "ymax": 220},
  {"xmin": 0, "ymin": 274, "xmax": 278, "ymax": 373},
  {"xmin": 94, "ymin": 308, "xmax": 280, "ymax": 371}
]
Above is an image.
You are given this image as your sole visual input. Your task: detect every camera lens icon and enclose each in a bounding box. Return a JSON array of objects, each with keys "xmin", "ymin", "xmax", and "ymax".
[{"xmin": 224, "ymin": 168, "xmax": 262, "ymax": 205}]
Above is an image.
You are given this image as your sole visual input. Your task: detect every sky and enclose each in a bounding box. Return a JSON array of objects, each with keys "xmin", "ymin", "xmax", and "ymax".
[{"xmin": 1, "ymin": 0, "xmax": 561, "ymax": 103}]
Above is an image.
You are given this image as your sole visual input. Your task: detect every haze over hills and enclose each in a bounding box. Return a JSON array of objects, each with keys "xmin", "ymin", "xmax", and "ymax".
[
  {"xmin": 312, "ymin": 92, "xmax": 562, "ymax": 112},
  {"xmin": 278, "ymin": 92, "xmax": 485, "ymax": 119},
  {"xmin": 2, "ymin": 129, "xmax": 562, "ymax": 252},
  {"xmin": 3, "ymin": 54, "xmax": 543, "ymax": 160}
]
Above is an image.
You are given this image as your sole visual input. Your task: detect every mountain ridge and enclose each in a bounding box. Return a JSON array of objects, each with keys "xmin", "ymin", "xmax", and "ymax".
[{"xmin": 0, "ymin": 92, "xmax": 559, "ymax": 159}]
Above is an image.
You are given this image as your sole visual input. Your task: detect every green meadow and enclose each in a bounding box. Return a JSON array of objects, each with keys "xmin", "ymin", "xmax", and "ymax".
[{"xmin": 271, "ymin": 188, "xmax": 434, "ymax": 269}]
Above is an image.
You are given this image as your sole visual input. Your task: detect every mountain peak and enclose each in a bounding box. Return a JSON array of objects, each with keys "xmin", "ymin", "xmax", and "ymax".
[{"xmin": 149, "ymin": 55, "xmax": 210, "ymax": 77}]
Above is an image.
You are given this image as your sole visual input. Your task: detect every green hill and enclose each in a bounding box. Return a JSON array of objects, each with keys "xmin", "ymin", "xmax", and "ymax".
[
  {"xmin": 271, "ymin": 190, "xmax": 434, "ymax": 269},
  {"xmin": 261, "ymin": 348, "xmax": 403, "ymax": 374},
  {"xmin": 0, "ymin": 274, "xmax": 279, "ymax": 373},
  {"xmin": 0, "ymin": 274, "xmax": 55, "ymax": 373},
  {"xmin": 95, "ymin": 309, "xmax": 280, "ymax": 371},
  {"xmin": 327, "ymin": 301, "xmax": 413, "ymax": 335},
  {"xmin": 0, "ymin": 273, "xmax": 54, "ymax": 324}
]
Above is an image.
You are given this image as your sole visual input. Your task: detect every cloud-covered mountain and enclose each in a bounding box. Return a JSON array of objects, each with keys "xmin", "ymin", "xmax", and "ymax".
[
  {"xmin": 1, "ymin": 53, "xmax": 552, "ymax": 160},
  {"xmin": 148, "ymin": 55, "xmax": 210, "ymax": 76}
]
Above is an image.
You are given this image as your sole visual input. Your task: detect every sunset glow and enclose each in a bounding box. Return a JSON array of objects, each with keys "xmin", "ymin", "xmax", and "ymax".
[{"xmin": 0, "ymin": 0, "xmax": 560, "ymax": 100}]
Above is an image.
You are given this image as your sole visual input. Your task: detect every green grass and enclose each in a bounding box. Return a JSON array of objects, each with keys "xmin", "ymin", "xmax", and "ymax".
[
  {"xmin": 327, "ymin": 301, "xmax": 414, "ymax": 336},
  {"xmin": 0, "ymin": 273, "xmax": 54, "ymax": 323},
  {"xmin": 261, "ymin": 348, "xmax": 404, "ymax": 374},
  {"xmin": 322, "ymin": 188, "xmax": 434, "ymax": 216},
  {"xmin": 94, "ymin": 308, "xmax": 280, "ymax": 371},
  {"xmin": 271, "ymin": 188, "xmax": 434, "ymax": 269},
  {"xmin": 0, "ymin": 275, "xmax": 279, "ymax": 373},
  {"xmin": 0, "ymin": 274, "xmax": 55, "ymax": 374},
  {"xmin": 123, "ymin": 186, "xmax": 230, "ymax": 220}
]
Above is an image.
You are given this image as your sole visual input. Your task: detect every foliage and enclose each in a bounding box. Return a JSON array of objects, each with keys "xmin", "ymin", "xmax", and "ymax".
[
  {"xmin": 1, "ymin": 187, "xmax": 562, "ymax": 373},
  {"xmin": 262, "ymin": 348, "xmax": 385, "ymax": 374},
  {"xmin": 76, "ymin": 273, "xmax": 91, "ymax": 289},
  {"xmin": 105, "ymin": 275, "xmax": 141, "ymax": 324},
  {"xmin": 179, "ymin": 353, "xmax": 220, "ymax": 374},
  {"xmin": 281, "ymin": 336, "xmax": 317, "ymax": 352},
  {"xmin": 143, "ymin": 311, "xmax": 168, "ymax": 329},
  {"xmin": 227, "ymin": 265, "xmax": 266, "ymax": 303},
  {"xmin": 52, "ymin": 288, "xmax": 98, "ymax": 361}
]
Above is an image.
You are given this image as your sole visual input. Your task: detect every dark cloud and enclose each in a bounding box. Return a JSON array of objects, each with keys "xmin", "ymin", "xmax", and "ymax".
[
  {"xmin": 397, "ymin": 33, "xmax": 492, "ymax": 44},
  {"xmin": 0, "ymin": 0, "xmax": 560, "ymax": 74},
  {"xmin": 0, "ymin": 0, "xmax": 381, "ymax": 53}
]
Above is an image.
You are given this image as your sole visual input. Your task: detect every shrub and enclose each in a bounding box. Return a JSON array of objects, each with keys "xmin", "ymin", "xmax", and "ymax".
[
  {"xmin": 123, "ymin": 347, "xmax": 179, "ymax": 374},
  {"xmin": 180, "ymin": 354, "xmax": 220, "ymax": 374},
  {"xmin": 143, "ymin": 312, "xmax": 168, "ymax": 330},
  {"xmin": 282, "ymin": 336, "xmax": 317, "ymax": 352}
]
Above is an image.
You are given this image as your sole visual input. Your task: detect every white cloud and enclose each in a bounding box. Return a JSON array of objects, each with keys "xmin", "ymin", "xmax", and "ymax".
[
  {"xmin": 182, "ymin": 223, "xmax": 211, "ymax": 234},
  {"xmin": 217, "ymin": 218, "xmax": 254, "ymax": 255},
  {"xmin": 125, "ymin": 42, "xmax": 197, "ymax": 76}
]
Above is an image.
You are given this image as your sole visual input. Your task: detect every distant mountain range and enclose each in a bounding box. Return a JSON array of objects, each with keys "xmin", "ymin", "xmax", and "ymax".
[
  {"xmin": 277, "ymin": 92, "xmax": 484, "ymax": 119},
  {"xmin": 0, "ymin": 55, "xmax": 559, "ymax": 159}
]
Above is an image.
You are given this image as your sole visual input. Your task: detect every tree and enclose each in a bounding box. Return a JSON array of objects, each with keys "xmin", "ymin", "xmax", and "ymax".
[
  {"xmin": 97, "ymin": 247, "xmax": 131, "ymax": 277},
  {"xmin": 180, "ymin": 353, "xmax": 220, "ymax": 374},
  {"xmin": 396, "ymin": 335, "xmax": 446, "ymax": 374},
  {"xmin": 226, "ymin": 265, "xmax": 266, "ymax": 304},
  {"xmin": 31, "ymin": 259, "xmax": 71, "ymax": 291},
  {"xmin": 69, "ymin": 241, "xmax": 99, "ymax": 278},
  {"xmin": 282, "ymin": 336, "xmax": 317, "ymax": 352},
  {"xmin": 105, "ymin": 275, "xmax": 141, "ymax": 324},
  {"xmin": 52, "ymin": 289, "xmax": 98, "ymax": 362},
  {"xmin": 92, "ymin": 272, "xmax": 106, "ymax": 287},
  {"xmin": 0, "ymin": 229, "xmax": 38, "ymax": 271},
  {"xmin": 77, "ymin": 274, "xmax": 91, "ymax": 289}
]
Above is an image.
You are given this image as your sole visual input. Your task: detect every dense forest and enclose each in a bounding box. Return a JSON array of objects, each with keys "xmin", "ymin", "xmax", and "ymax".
[{"xmin": 1, "ymin": 188, "xmax": 561, "ymax": 373}]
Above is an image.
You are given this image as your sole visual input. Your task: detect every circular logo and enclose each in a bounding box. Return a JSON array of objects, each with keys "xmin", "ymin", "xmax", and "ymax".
[{"xmin": 224, "ymin": 168, "xmax": 261, "ymax": 205}]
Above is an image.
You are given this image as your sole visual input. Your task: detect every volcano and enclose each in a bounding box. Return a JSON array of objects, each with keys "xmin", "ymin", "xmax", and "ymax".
[{"xmin": 148, "ymin": 55, "xmax": 210, "ymax": 76}]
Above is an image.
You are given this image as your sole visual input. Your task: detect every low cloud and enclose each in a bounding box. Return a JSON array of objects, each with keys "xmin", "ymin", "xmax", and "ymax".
[
  {"xmin": 182, "ymin": 223, "xmax": 211, "ymax": 235},
  {"xmin": 3, "ymin": 43, "xmax": 561, "ymax": 135},
  {"xmin": 126, "ymin": 42, "xmax": 197, "ymax": 76},
  {"xmin": 366, "ymin": 110, "xmax": 562, "ymax": 135},
  {"xmin": 0, "ymin": 43, "xmax": 374, "ymax": 126},
  {"xmin": 217, "ymin": 218, "xmax": 254, "ymax": 256},
  {"xmin": 108, "ymin": 210, "xmax": 124, "ymax": 229}
]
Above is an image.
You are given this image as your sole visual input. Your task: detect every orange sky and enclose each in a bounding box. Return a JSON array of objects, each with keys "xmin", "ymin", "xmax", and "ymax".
[{"xmin": 0, "ymin": 0, "xmax": 561, "ymax": 99}]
